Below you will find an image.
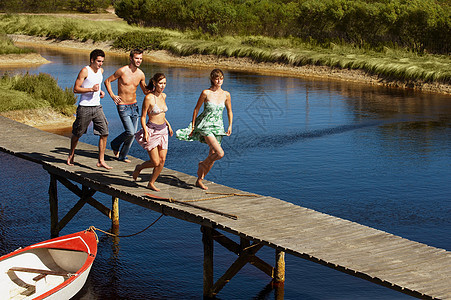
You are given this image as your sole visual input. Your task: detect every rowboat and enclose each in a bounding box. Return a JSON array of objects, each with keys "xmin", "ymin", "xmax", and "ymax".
[{"xmin": 0, "ymin": 229, "xmax": 97, "ymax": 299}]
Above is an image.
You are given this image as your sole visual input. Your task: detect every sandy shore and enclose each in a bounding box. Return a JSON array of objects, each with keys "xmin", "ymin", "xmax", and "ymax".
[
  {"xmin": 0, "ymin": 52, "xmax": 50, "ymax": 66},
  {"xmin": 0, "ymin": 108, "xmax": 74, "ymax": 135}
]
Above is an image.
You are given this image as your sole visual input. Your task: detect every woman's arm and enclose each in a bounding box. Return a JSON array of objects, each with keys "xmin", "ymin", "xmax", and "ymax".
[
  {"xmin": 224, "ymin": 91, "xmax": 233, "ymax": 136},
  {"xmin": 162, "ymin": 94, "xmax": 173, "ymax": 136},
  {"xmin": 190, "ymin": 90, "xmax": 207, "ymax": 135},
  {"xmin": 141, "ymin": 94, "xmax": 152, "ymax": 141},
  {"xmin": 164, "ymin": 117, "xmax": 173, "ymax": 136}
]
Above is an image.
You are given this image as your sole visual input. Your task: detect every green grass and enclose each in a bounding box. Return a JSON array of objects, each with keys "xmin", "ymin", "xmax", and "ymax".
[
  {"xmin": 163, "ymin": 37, "xmax": 451, "ymax": 83},
  {"xmin": 0, "ymin": 72, "xmax": 77, "ymax": 115},
  {"xmin": 0, "ymin": 14, "xmax": 450, "ymax": 84},
  {"xmin": 0, "ymin": 32, "xmax": 33, "ymax": 55}
]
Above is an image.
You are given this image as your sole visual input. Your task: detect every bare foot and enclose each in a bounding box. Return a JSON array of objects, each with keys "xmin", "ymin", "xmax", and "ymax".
[
  {"xmin": 113, "ymin": 150, "xmax": 119, "ymax": 158},
  {"xmin": 97, "ymin": 161, "xmax": 112, "ymax": 170},
  {"xmin": 121, "ymin": 159, "xmax": 131, "ymax": 163},
  {"xmin": 147, "ymin": 182, "xmax": 160, "ymax": 192},
  {"xmin": 66, "ymin": 155, "xmax": 75, "ymax": 166},
  {"xmin": 132, "ymin": 165, "xmax": 141, "ymax": 181},
  {"xmin": 196, "ymin": 178, "xmax": 208, "ymax": 190}
]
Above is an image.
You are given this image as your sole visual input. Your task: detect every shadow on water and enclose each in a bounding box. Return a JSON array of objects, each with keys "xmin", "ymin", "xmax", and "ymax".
[{"xmin": 229, "ymin": 120, "xmax": 385, "ymax": 150}]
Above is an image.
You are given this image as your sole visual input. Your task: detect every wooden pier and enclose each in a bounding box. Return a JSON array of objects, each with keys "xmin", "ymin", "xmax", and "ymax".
[{"xmin": 1, "ymin": 116, "xmax": 450, "ymax": 299}]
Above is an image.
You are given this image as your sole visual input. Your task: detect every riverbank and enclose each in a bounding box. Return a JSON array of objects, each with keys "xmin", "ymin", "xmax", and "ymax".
[
  {"xmin": 0, "ymin": 108, "xmax": 74, "ymax": 133},
  {"xmin": 9, "ymin": 34, "xmax": 451, "ymax": 95},
  {"xmin": 0, "ymin": 52, "xmax": 50, "ymax": 66}
]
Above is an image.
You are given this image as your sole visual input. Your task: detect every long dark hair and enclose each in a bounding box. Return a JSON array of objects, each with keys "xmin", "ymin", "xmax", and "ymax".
[{"xmin": 147, "ymin": 73, "xmax": 166, "ymax": 91}]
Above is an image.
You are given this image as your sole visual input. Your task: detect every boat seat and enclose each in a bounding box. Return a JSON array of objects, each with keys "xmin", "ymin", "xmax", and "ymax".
[
  {"xmin": 8, "ymin": 267, "xmax": 72, "ymax": 281},
  {"xmin": 8, "ymin": 267, "xmax": 70, "ymax": 297}
]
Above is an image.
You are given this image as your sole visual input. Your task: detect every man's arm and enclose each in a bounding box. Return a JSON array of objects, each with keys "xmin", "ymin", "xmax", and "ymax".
[
  {"xmin": 74, "ymin": 67, "xmax": 98, "ymax": 94},
  {"xmin": 104, "ymin": 68, "xmax": 123, "ymax": 104},
  {"xmin": 139, "ymin": 72, "xmax": 149, "ymax": 95}
]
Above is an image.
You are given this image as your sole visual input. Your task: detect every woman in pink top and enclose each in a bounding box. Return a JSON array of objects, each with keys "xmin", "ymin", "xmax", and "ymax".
[{"xmin": 134, "ymin": 73, "xmax": 173, "ymax": 191}]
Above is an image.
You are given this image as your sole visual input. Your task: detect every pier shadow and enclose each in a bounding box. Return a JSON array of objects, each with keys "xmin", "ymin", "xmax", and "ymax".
[
  {"xmin": 51, "ymin": 146, "xmax": 117, "ymax": 162},
  {"xmin": 125, "ymin": 172, "xmax": 194, "ymax": 190},
  {"xmin": 158, "ymin": 174, "xmax": 194, "ymax": 189}
]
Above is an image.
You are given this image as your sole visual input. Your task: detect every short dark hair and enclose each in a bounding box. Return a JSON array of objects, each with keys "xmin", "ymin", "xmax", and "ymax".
[
  {"xmin": 130, "ymin": 48, "xmax": 143, "ymax": 57},
  {"xmin": 90, "ymin": 49, "xmax": 105, "ymax": 61}
]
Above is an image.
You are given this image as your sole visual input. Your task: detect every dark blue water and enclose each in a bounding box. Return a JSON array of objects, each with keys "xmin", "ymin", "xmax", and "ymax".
[{"xmin": 1, "ymin": 46, "xmax": 450, "ymax": 299}]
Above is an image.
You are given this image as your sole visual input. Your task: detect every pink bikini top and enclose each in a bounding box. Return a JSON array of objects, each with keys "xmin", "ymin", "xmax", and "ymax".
[{"xmin": 150, "ymin": 103, "xmax": 168, "ymax": 115}]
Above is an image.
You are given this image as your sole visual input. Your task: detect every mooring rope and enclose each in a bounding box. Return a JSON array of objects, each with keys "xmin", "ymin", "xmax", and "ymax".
[
  {"xmin": 206, "ymin": 192, "xmax": 259, "ymax": 197},
  {"xmin": 88, "ymin": 213, "xmax": 164, "ymax": 238},
  {"xmin": 181, "ymin": 192, "xmax": 259, "ymax": 203},
  {"xmin": 86, "ymin": 193, "xmax": 255, "ymax": 237}
]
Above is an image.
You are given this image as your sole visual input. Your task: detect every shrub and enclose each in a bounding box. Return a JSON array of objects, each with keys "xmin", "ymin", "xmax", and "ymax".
[
  {"xmin": 1, "ymin": 73, "xmax": 77, "ymax": 115},
  {"xmin": 0, "ymin": 32, "xmax": 34, "ymax": 54},
  {"xmin": 112, "ymin": 31, "xmax": 169, "ymax": 51}
]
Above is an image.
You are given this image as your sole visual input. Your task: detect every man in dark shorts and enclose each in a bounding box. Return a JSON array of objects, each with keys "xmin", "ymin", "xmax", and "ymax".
[{"xmin": 66, "ymin": 49, "xmax": 112, "ymax": 169}]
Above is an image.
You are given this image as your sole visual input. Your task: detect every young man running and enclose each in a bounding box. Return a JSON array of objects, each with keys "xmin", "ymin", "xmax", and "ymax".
[
  {"xmin": 67, "ymin": 49, "xmax": 112, "ymax": 169},
  {"xmin": 104, "ymin": 49, "xmax": 148, "ymax": 163}
]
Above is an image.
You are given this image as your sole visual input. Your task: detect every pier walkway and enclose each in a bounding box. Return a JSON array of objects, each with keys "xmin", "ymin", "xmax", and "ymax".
[{"xmin": 1, "ymin": 116, "xmax": 450, "ymax": 299}]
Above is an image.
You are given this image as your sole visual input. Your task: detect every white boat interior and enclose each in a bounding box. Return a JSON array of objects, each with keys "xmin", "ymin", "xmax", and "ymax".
[{"xmin": 0, "ymin": 248, "xmax": 88, "ymax": 299}]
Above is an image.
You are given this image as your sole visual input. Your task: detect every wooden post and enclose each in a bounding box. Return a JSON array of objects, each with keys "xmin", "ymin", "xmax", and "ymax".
[
  {"xmin": 202, "ymin": 226, "xmax": 214, "ymax": 298},
  {"xmin": 273, "ymin": 249, "xmax": 285, "ymax": 299},
  {"xmin": 111, "ymin": 196, "xmax": 119, "ymax": 233},
  {"xmin": 273, "ymin": 250, "xmax": 285, "ymax": 286},
  {"xmin": 48, "ymin": 174, "xmax": 59, "ymax": 238}
]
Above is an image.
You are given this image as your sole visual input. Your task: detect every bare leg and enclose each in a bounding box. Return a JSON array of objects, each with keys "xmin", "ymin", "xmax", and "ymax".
[
  {"xmin": 200, "ymin": 148, "xmax": 217, "ymax": 175},
  {"xmin": 132, "ymin": 147, "xmax": 164, "ymax": 191},
  {"xmin": 147, "ymin": 148, "xmax": 167, "ymax": 192},
  {"xmin": 197, "ymin": 149, "xmax": 216, "ymax": 181},
  {"xmin": 133, "ymin": 160, "xmax": 156, "ymax": 181},
  {"xmin": 196, "ymin": 136, "xmax": 224, "ymax": 190},
  {"xmin": 97, "ymin": 135, "xmax": 112, "ymax": 169},
  {"xmin": 66, "ymin": 135, "xmax": 79, "ymax": 166}
]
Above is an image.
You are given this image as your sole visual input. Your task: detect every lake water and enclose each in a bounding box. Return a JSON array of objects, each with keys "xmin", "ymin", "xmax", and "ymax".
[{"xmin": 0, "ymin": 46, "xmax": 450, "ymax": 299}]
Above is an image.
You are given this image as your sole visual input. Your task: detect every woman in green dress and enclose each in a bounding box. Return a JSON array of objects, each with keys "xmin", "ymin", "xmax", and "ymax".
[{"xmin": 176, "ymin": 69, "xmax": 233, "ymax": 190}]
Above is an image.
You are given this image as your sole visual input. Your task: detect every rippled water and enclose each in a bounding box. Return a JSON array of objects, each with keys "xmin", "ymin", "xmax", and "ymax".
[{"xmin": 0, "ymin": 46, "xmax": 450, "ymax": 299}]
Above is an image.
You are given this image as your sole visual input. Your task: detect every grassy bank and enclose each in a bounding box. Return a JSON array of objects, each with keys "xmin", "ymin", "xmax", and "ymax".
[
  {"xmin": 0, "ymin": 72, "xmax": 76, "ymax": 115},
  {"xmin": 1, "ymin": 14, "xmax": 450, "ymax": 85},
  {"xmin": 0, "ymin": 32, "xmax": 33, "ymax": 54}
]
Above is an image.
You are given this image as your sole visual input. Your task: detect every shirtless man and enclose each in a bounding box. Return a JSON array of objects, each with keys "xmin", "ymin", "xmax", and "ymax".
[
  {"xmin": 104, "ymin": 49, "xmax": 148, "ymax": 163},
  {"xmin": 67, "ymin": 49, "xmax": 112, "ymax": 169}
]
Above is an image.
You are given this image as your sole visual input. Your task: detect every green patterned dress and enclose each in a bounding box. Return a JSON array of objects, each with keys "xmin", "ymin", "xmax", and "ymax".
[{"xmin": 176, "ymin": 101, "xmax": 227, "ymax": 144}]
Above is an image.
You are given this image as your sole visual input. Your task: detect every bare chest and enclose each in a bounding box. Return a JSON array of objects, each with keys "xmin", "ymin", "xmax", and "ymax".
[{"xmin": 118, "ymin": 72, "xmax": 142, "ymax": 88}]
